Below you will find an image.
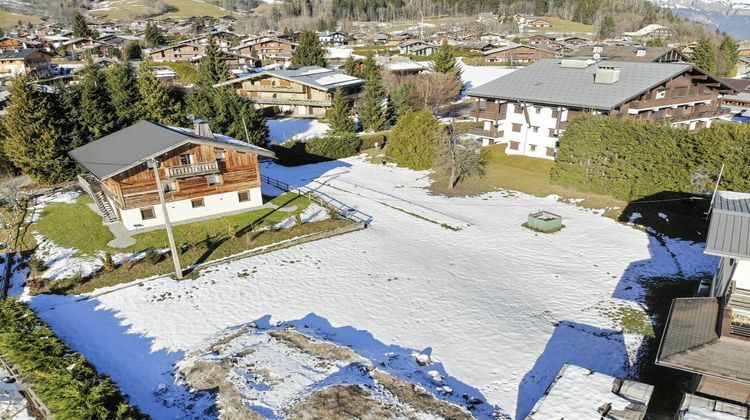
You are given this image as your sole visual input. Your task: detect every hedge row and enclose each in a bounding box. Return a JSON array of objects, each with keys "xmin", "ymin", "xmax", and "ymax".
[
  {"xmin": 271, "ymin": 133, "xmax": 362, "ymax": 166},
  {"xmin": 0, "ymin": 299, "xmax": 145, "ymax": 419},
  {"xmin": 551, "ymin": 116, "xmax": 750, "ymax": 201}
]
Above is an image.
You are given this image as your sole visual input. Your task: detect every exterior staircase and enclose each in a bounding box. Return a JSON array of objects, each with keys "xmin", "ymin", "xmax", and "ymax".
[{"xmin": 78, "ymin": 174, "xmax": 118, "ymax": 223}]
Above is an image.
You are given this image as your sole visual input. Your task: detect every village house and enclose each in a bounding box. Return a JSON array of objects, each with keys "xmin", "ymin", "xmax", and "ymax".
[
  {"xmin": 466, "ymin": 58, "xmax": 734, "ymax": 159},
  {"xmin": 0, "ymin": 36, "xmax": 41, "ymax": 50},
  {"xmin": 569, "ymin": 45, "xmax": 690, "ymax": 63},
  {"xmin": 480, "ymin": 32, "xmax": 506, "ymax": 43},
  {"xmin": 483, "ymin": 44, "xmax": 557, "ymax": 65},
  {"xmin": 622, "ymin": 24, "xmax": 673, "ymax": 41},
  {"xmin": 69, "ymin": 120, "xmax": 275, "ymax": 231},
  {"xmin": 214, "ymin": 66, "xmax": 364, "ymax": 118},
  {"xmin": 656, "ymin": 191, "xmax": 750, "ymax": 408},
  {"xmin": 398, "ymin": 40, "xmax": 435, "ymax": 55},
  {"xmin": 737, "ymin": 40, "xmax": 750, "ymax": 56},
  {"xmin": 148, "ymin": 43, "xmax": 204, "ymax": 62},
  {"xmin": 513, "ymin": 15, "xmax": 553, "ymax": 29},
  {"xmin": 736, "ymin": 55, "xmax": 750, "ymax": 77},
  {"xmin": 476, "ymin": 12, "xmax": 500, "ymax": 23},
  {"xmin": 179, "ymin": 31, "xmax": 237, "ymax": 50},
  {"xmin": 0, "ymin": 48, "xmax": 53, "ymax": 79},
  {"xmin": 317, "ymin": 31, "xmax": 347, "ymax": 46},
  {"xmin": 555, "ymin": 36, "xmax": 589, "ymax": 47},
  {"xmin": 232, "ymin": 37, "xmax": 297, "ymax": 62}
]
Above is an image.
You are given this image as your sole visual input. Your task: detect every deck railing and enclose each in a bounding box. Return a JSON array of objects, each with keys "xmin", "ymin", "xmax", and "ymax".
[
  {"xmin": 166, "ymin": 161, "xmax": 220, "ymax": 179},
  {"xmin": 261, "ymin": 175, "xmax": 373, "ymax": 226}
]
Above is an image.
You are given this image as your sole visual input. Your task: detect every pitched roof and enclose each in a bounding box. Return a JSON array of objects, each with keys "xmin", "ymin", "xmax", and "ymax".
[
  {"xmin": 0, "ymin": 48, "xmax": 49, "ymax": 60},
  {"xmin": 468, "ymin": 59, "xmax": 700, "ymax": 110},
  {"xmin": 68, "ymin": 120, "xmax": 274, "ymax": 180},
  {"xmin": 623, "ymin": 24, "xmax": 670, "ymax": 37},
  {"xmin": 483, "ymin": 43, "xmax": 555, "ymax": 56},
  {"xmin": 656, "ymin": 297, "xmax": 750, "ymax": 384},
  {"xmin": 705, "ymin": 191, "xmax": 750, "ymax": 259},
  {"xmin": 569, "ymin": 46, "xmax": 688, "ymax": 62},
  {"xmin": 214, "ymin": 66, "xmax": 364, "ymax": 92}
]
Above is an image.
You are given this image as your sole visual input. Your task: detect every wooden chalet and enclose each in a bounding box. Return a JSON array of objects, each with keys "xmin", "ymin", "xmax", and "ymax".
[
  {"xmin": 148, "ymin": 43, "xmax": 204, "ymax": 62},
  {"xmin": 69, "ymin": 120, "xmax": 275, "ymax": 230},
  {"xmin": 215, "ymin": 66, "xmax": 364, "ymax": 118},
  {"xmin": 483, "ymin": 44, "xmax": 557, "ymax": 64},
  {"xmin": 232, "ymin": 37, "xmax": 297, "ymax": 61},
  {"xmin": 0, "ymin": 48, "xmax": 53, "ymax": 79}
]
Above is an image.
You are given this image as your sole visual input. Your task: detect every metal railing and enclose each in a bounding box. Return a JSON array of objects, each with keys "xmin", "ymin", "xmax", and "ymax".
[
  {"xmin": 166, "ymin": 161, "xmax": 220, "ymax": 179},
  {"xmin": 261, "ymin": 175, "xmax": 373, "ymax": 226},
  {"xmin": 0, "ymin": 354, "xmax": 52, "ymax": 419}
]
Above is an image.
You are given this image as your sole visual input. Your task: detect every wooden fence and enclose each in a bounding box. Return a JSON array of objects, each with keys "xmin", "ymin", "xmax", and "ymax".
[{"xmin": 0, "ymin": 354, "xmax": 52, "ymax": 419}]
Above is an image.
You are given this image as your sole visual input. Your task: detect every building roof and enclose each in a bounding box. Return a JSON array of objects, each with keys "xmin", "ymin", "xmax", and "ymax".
[
  {"xmin": 656, "ymin": 297, "xmax": 750, "ymax": 384},
  {"xmin": 483, "ymin": 43, "xmax": 555, "ymax": 56},
  {"xmin": 528, "ymin": 364, "xmax": 653, "ymax": 420},
  {"xmin": 214, "ymin": 65, "xmax": 364, "ymax": 92},
  {"xmin": 467, "ymin": 59, "xmax": 713, "ymax": 110},
  {"xmin": 0, "ymin": 48, "xmax": 48, "ymax": 60},
  {"xmin": 705, "ymin": 191, "xmax": 750, "ymax": 259},
  {"xmin": 623, "ymin": 24, "xmax": 670, "ymax": 37},
  {"xmin": 569, "ymin": 46, "xmax": 688, "ymax": 63},
  {"xmin": 68, "ymin": 120, "xmax": 274, "ymax": 180}
]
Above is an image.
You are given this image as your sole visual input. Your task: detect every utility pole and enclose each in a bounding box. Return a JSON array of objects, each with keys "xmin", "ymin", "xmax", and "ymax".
[{"xmin": 151, "ymin": 159, "xmax": 182, "ymax": 279}]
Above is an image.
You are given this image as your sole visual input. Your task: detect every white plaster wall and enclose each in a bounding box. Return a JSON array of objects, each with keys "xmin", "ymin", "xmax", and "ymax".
[
  {"xmin": 733, "ymin": 259, "xmax": 750, "ymax": 291},
  {"xmin": 501, "ymin": 103, "xmax": 561, "ymax": 160},
  {"xmin": 119, "ymin": 188, "xmax": 263, "ymax": 231}
]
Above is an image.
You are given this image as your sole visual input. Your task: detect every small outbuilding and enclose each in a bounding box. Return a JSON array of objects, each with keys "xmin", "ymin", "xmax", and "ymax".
[{"xmin": 527, "ymin": 211, "xmax": 563, "ymax": 233}]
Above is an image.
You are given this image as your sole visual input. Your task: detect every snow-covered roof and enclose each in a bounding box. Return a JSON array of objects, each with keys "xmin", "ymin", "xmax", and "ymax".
[
  {"xmin": 623, "ymin": 24, "xmax": 670, "ymax": 37},
  {"xmin": 214, "ymin": 65, "xmax": 364, "ymax": 92}
]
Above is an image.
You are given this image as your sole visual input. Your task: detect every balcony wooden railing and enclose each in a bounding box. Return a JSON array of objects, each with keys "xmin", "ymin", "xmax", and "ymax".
[
  {"xmin": 629, "ymin": 92, "xmax": 716, "ymax": 110},
  {"xmin": 241, "ymin": 96, "xmax": 333, "ymax": 107},
  {"xmin": 473, "ymin": 110, "xmax": 507, "ymax": 121},
  {"xmin": 243, "ymin": 84, "xmax": 305, "ymax": 93},
  {"xmin": 166, "ymin": 161, "xmax": 220, "ymax": 179}
]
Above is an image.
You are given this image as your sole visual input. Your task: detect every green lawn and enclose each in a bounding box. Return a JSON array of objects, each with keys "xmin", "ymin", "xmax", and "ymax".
[
  {"xmin": 533, "ymin": 18, "xmax": 596, "ymax": 34},
  {"xmin": 90, "ymin": 0, "xmax": 228, "ymax": 20},
  {"xmin": 0, "ymin": 11, "xmax": 42, "ymax": 28},
  {"xmin": 33, "ymin": 192, "xmax": 353, "ymax": 294}
]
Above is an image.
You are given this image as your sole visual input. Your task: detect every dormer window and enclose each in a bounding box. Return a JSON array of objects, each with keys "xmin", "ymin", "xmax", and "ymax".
[
  {"xmin": 215, "ymin": 149, "xmax": 225, "ymax": 160},
  {"xmin": 655, "ymin": 89, "xmax": 666, "ymax": 99},
  {"xmin": 179, "ymin": 153, "xmax": 193, "ymax": 165}
]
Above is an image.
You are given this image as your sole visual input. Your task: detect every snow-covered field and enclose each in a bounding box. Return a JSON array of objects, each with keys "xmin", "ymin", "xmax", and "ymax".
[
  {"xmin": 267, "ymin": 118, "xmax": 330, "ymax": 144},
  {"xmin": 459, "ymin": 59, "xmax": 516, "ymax": 93},
  {"xmin": 25, "ymin": 157, "xmax": 716, "ymax": 419}
]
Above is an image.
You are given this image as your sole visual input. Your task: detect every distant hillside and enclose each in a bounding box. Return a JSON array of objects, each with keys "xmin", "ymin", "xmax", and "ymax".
[
  {"xmin": 88, "ymin": 0, "xmax": 230, "ymax": 20},
  {"xmin": 652, "ymin": 0, "xmax": 750, "ymax": 38}
]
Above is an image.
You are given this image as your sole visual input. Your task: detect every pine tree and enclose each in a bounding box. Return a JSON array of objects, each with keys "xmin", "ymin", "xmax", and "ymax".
[
  {"xmin": 387, "ymin": 84, "xmax": 414, "ymax": 124},
  {"xmin": 137, "ymin": 60, "xmax": 183, "ymax": 126},
  {"xmin": 718, "ymin": 35, "xmax": 739, "ymax": 77},
  {"xmin": 106, "ymin": 62, "xmax": 143, "ymax": 128},
  {"xmin": 78, "ymin": 59, "xmax": 117, "ymax": 139},
  {"xmin": 327, "ymin": 87, "xmax": 356, "ymax": 134},
  {"xmin": 358, "ymin": 77, "xmax": 387, "ymax": 132},
  {"xmin": 362, "ymin": 51, "xmax": 379, "ymax": 80},
  {"xmin": 291, "ymin": 31, "xmax": 327, "ymax": 67},
  {"xmin": 2, "ymin": 76, "xmax": 74, "ymax": 183},
  {"xmin": 72, "ymin": 12, "xmax": 93, "ymax": 38},
  {"xmin": 196, "ymin": 35, "xmax": 230, "ymax": 87},
  {"xmin": 58, "ymin": 84, "xmax": 87, "ymax": 151},
  {"xmin": 692, "ymin": 37, "xmax": 717, "ymax": 74},
  {"xmin": 343, "ymin": 55, "xmax": 358, "ymax": 77},
  {"xmin": 432, "ymin": 40, "xmax": 461, "ymax": 80},
  {"xmin": 598, "ymin": 16, "xmax": 616, "ymax": 40},
  {"xmin": 209, "ymin": 88, "xmax": 269, "ymax": 147},
  {"xmin": 144, "ymin": 22, "xmax": 165, "ymax": 48}
]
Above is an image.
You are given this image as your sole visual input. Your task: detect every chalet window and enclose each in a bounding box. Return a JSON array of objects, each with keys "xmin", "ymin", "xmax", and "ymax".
[
  {"xmin": 546, "ymin": 147, "xmax": 556, "ymax": 157},
  {"xmin": 191, "ymin": 198, "xmax": 205, "ymax": 208},
  {"xmin": 534, "ymin": 107, "xmax": 541, "ymax": 114},
  {"xmin": 655, "ymin": 89, "xmax": 666, "ymax": 99},
  {"xmin": 162, "ymin": 181, "xmax": 177, "ymax": 192},
  {"xmin": 140, "ymin": 207, "xmax": 156, "ymax": 220},
  {"xmin": 207, "ymin": 174, "xmax": 222, "ymax": 186},
  {"xmin": 513, "ymin": 104, "xmax": 523, "ymax": 114},
  {"xmin": 548, "ymin": 128, "xmax": 556, "ymax": 137},
  {"xmin": 238, "ymin": 191, "xmax": 250, "ymax": 202},
  {"xmin": 179, "ymin": 154, "xmax": 193, "ymax": 165},
  {"xmin": 512, "ymin": 123, "xmax": 522, "ymax": 132},
  {"xmin": 529, "ymin": 144, "xmax": 537, "ymax": 152},
  {"xmin": 551, "ymin": 110, "xmax": 559, "ymax": 118},
  {"xmin": 478, "ymin": 99, "xmax": 487, "ymax": 111},
  {"xmin": 532, "ymin": 126, "xmax": 539, "ymax": 133},
  {"xmin": 215, "ymin": 149, "xmax": 225, "ymax": 160},
  {"xmin": 509, "ymin": 141, "xmax": 520, "ymax": 150}
]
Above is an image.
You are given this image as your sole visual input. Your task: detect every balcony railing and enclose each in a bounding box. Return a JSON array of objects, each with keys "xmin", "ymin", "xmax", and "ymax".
[
  {"xmin": 629, "ymin": 92, "xmax": 716, "ymax": 110},
  {"xmin": 728, "ymin": 283, "xmax": 750, "ymax": 338},
  {"xmin": 166, "ymin": 161, "xmax": 220, "ymax": 179},
  {"xmin": 466, "ymin": 127, "xmax": 503, "ymax": 138}
]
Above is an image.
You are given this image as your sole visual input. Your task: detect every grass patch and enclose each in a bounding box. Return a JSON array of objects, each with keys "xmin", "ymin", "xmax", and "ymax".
[
  {"xmin": 533, "ymin": 18, "xmax": 596, "ymax": 34},
  {"xmin": 32, "ymin": 192, "xmax": 353, "ymax": 294},
  {"xmin": 90, "ymin": 0, "xmax": 228, "ymax": 19},
  {"xmin": 0, "ymin": 11, "xmax": 42, "ymax": 28}
]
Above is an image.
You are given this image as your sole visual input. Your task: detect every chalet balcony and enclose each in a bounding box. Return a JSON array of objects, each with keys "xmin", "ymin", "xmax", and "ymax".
[
  {"xmin": 648, "ymin": 108, "xmax": 731, "ymax": 124},
  {"xmin": 243, "ymin": 85, "xmax": 305, "ymax": 94},
  {"xmin": 473, "ymin": 109, "xmax": 507, "ymax": 121},
  {"xmin": 629, "ymin": 92, "xmax": 716, "ymax": 110},
  {"xmin": 166, "ymin": 161, "xmax": 220, "ymax": 179},
  {"xmin": 466, "ymin": 127, "xmax": 503, "ymax": 138},
  {"xmin": 246, "ymin": 97, "xmax": 334, "ymax": 107},
  {"xmin": 728, "ymin": 283, "xmax": 750, "ymax": 338}
]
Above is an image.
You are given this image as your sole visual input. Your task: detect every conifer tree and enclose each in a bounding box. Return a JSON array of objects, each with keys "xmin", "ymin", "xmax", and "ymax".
[
  {"xmin": 343, "ymin": 55, "xmax": 358, "ymax": 77},
  {"xmin": 78, "ymin": 59, "xmax": 117, "ymax": 139},
  {"xmin": 387, "ymin": 83, "xmax": 414, "ymax": 124},
  {"xmin": 718, "ymin": 35, "xmax": 739, "ymax": 77},
  {"xmin": 72, "ymin": 12, "xmax": 93, "ymax": 38},
  {"xmin": 358, "ymin": 77, "xmax": 387, "ymax": 132},
  {"xmin": 362, "ymin": 51, "xmax": 379, "ymax": 80},
  {"xmin": 2, "ymin": 76, "xmax": 74, "ymax": 183},
  {"xmin": 327, "ymin": 87, "xmax": 356, "ymax": 134},
  {"xmin": 598, "ymin": 16, "xmax": 616, "ymax": 40},
  {"xmin": 196, "ymin": 35, "xmax": 230, "ymax": 87},
  {"xmin": 106, "ymin": 62, "xmax": 143, "ymax": 128},
  {"xmin": 291, "ymin": 31, "xmax": 327, "ymax": 67},
  {"xmin": 137, "ymin": 60, "xmax": 183, "ymax": 126},
  {"xmin": 432, "ymin": 40, "xmax": 461, "ymax": 80},
  {"xmin": 692, "ymin": 37, "xmax": 717, "ymax": 74},
  {"xmin": 58, "ymin": 84, "xmax": 87, "ymax": 151},
  {"xmin": 144, "ymin": 22, "xmax": 165, "ymax": 48}
]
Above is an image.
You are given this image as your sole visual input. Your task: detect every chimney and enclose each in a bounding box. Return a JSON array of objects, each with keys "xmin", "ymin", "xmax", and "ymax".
[
  {"xmin": 193, "ymin": 118, "xmax": 214, "ymax": 138},
  {"xmin": 595, "ymin": 65, "xmax": 620, "ymax": 84}
]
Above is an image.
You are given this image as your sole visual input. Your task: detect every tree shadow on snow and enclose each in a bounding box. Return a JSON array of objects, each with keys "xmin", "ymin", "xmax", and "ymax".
[
  {"xmin": 246, "ymin": 312, "xmax": 505, "ymax": 419},
  {"xmin": 28, "ymin": 295, "xmax": 213, "ymax": 418}
]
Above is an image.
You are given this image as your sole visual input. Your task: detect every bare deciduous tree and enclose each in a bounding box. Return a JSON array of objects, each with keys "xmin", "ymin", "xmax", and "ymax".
[
  {"xmin": 435, "ymin": 125, "xmax": 485, "ymax": 189},
  {"xmin": 410, "ymin": 72, "xmax": 463, "ymax": 114},
  {"xmin": 0, "ymin": 175, "xmax": 32, "ymax": 253}
]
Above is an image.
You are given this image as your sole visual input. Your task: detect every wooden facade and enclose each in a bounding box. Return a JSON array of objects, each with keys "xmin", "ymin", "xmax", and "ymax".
[
  {"xmin": 485, "ymin": 45, "xmax": 556, "ymax": 64},
  {"xmin": 234, "ymin": 39, "xmax": 295, "ymax": 59},
  {"xmin": 0, "ymin": 49, "xmax": 53, "ymax": 78},
  {"xmin": 101, "ymin": 143, "xmax": 260, "ymax": 210},
  {"xmin": 149, "ymin": 43, "xmax": 204, "ymax": 62}
]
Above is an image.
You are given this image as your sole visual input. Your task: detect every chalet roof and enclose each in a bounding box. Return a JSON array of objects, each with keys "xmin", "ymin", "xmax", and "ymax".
[
  {"xmin": 482, "ymin": 43, "xmax": 555, "ymax": 56},
  {"xmin": 721, "ymin": 77, "xmax": 750, "ymax": 92},
  {"xmin": 705, "ymin": 191, "xmax": 750, "ymax": 259},
  {"xmin": 214, "ymin": 66, "xmax": 364, "ymax": 92},
  {"xmin": 623, "ymin": 24, "xmax": 670, "ymax": 37},
  {"xmin": 656, "ymin": 297, "xmax": 750, "ymax": 384},
  {"xmin": 68, "ymin": 120, "xmax": 274, "ymax": 180},
  {"xmin": 568, "ymin": 46, "xmax": 688, "ymax": 62},
  {"xmin": 0, "ymin": 48, "xmax": 49, "ymax": 60},
  {"xmin": 467, "ymin": 59, "xmax": 731, "ymax": 110}
]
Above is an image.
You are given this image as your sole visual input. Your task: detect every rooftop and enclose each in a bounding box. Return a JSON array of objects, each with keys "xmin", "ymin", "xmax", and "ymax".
[
  {"xmin": 468, "ymin": 59, "xmax": 699, "ymax": 110},
  {"xmin": 68, "ymin": 120, "xmax": 274, "ymax": 180},
  {"xmin": 705, "ymin": 190, "xmax": 750, "ymax": 259},
  {"xmin": 214, "ymin": 66, "xmax": 364, "ymax": 92},
  {"xmin": 0, "ymin": 48, "xmax": 47, "ymax": 60},
  {"xmin": 568, "ymin": 46, "xmax": 687, "ymax": 62}
]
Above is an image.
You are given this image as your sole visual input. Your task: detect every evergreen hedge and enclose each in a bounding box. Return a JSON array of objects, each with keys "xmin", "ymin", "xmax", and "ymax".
[
  {"xmin": 551, "ymin": 115, "xmax": 750, "ymax": 201},
  {"xmin": 385, "ymin": 109, "xmax": 444, "ymax": 170},
  {"xmin": 0, "ymin": 299, "xmax": 144, "ymax": 419},
  {"xmin": 272, "ymin": 134, "xmax": 362, "ymax": 166}
]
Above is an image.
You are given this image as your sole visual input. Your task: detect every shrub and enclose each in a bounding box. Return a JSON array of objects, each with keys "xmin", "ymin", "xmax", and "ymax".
[
  {"xmin": 360, "ymin": 132, "xmax": 388, "ymax": 150},
  {"xmin": 385, "ymin": 109, "xmax": 444, "ymax": 170},
  {"xmin": 271, "ymin": 134, "xmax": 362, "ymax": 166},
  {"xmin": 144, "ymin": 248, "xmax": 162, "ymax": 265},
  {"xmin": 102, "ymin": 252, "xmax": 115, "ymax": 272},
  {"xmin": 29, "ymin": 256, "xmax": 46, "ymax": 274},
  {"xmin": 0, "ymin": 299, "xmax": 144, "ymax": 418}
]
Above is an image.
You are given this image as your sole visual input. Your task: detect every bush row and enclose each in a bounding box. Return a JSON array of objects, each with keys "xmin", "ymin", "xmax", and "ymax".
[
  {"xmin": 551, "ymin": 116, "xmax": 750, "ymax": 201},
  {"xmin": 271, "ymin": 133, "xmax": 362, "ymax": 166},
  {"xmin": 0, "ymin": 299, "xmax": 145, "ymax": 419}
]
